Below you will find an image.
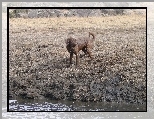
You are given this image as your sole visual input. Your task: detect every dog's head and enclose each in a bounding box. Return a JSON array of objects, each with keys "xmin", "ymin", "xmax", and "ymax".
[{"xmin": 65, "ymin": 37, "xmax": 77, "ymax": 47}]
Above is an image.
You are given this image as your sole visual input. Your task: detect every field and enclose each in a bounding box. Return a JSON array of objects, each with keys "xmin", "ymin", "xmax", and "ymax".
[{"xmin": 9, "ymin": 14, "xmax": 146, "ymax": 104}]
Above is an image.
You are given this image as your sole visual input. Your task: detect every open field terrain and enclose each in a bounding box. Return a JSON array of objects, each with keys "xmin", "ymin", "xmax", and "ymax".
[{"xmin": 9, "ymin": 15, "xmax": 146, "ymax": 104}]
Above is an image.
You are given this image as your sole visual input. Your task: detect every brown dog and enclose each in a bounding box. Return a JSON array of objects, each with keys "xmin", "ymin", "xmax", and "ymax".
[{"xmin": 66, "ymin": 32, "xmax": 95, "ymax": 66}]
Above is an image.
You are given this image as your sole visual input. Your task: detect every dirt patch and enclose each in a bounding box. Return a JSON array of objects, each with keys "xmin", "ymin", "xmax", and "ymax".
[{"xmin": 9, "ymin": 15, "xmax": 146, "ymax": 104}]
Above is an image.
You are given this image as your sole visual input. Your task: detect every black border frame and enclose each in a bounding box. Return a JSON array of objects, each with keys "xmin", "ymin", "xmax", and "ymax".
[{"xmin": 7, "ymin": 7, "xmax": 147, "ymax": 112}]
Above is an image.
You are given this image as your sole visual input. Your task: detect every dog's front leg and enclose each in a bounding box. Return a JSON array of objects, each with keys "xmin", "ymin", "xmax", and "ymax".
[
  {"xmin": 76, "ymin": 53, "xmax": 79, "ymax": 66},
  {"xmin": 70, "ymin": 52, "xmax": 73, "ymax": 65}
]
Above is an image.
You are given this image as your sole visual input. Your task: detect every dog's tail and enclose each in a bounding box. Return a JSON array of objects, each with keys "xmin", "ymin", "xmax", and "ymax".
[{"xmin": 89, "ymin": 32, "xmax": 95, "ymax": 40}]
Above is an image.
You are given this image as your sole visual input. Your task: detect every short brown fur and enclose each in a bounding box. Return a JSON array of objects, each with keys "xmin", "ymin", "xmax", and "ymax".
[{"xmin": 66, "ymin": 32, "xmax": 95, "ymax": 66}]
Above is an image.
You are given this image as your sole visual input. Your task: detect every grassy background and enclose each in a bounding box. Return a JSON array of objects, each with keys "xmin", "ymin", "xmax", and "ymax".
[{"xmin": 9, "ymin": 15, "xmax": 145, "ymax": 30}]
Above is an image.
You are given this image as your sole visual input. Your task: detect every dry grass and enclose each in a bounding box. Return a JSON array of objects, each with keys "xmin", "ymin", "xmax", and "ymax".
[
  {"xmin": 9, "ymin": 14, "xmax": 146, "ymax": 31},
  {"xmin": 9, "ymin": 14, "xmax": 146, "ymax": 104}
]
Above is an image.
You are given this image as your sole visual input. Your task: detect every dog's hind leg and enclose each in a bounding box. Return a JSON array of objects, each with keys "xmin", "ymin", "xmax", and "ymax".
[
  {"xmin": 80, "ymin": 48, "xmax": 88, "ymax": 58},
  {"xmin": 82, "ymin": 48, "xmax": 88, "ymax": 54},
  {"xmin": 87, "ymin": 48, "xmax": 93, "ymax": 59}
]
